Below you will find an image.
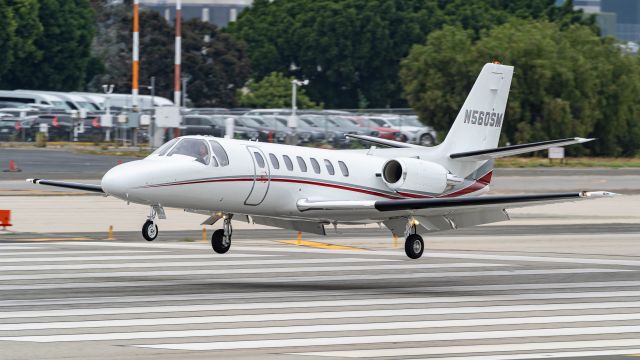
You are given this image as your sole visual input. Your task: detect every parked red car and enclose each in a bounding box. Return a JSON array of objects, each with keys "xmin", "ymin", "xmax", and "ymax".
[{"xmin": 350, "ymin": 116, "xmax": 401, "ymax": 140}]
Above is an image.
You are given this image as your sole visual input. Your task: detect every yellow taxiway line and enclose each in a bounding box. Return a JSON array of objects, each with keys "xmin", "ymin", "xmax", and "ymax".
[{"xmin": 278, "ymin": 240, "xmax": 366, "ymax": 251}]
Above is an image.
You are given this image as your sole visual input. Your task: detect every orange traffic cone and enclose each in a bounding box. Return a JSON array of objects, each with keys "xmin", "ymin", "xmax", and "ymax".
[{"xmin": 3, "ymin": 160, "xmax": 21, "ymax": 172}]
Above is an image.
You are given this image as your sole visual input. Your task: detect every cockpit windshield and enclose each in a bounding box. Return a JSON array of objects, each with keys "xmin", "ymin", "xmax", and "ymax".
[
  {"xmin": 167, "ymin": 138, "xmax": 210, "ymax": 165},
  {"xmin": 149, "ymin": 138, "xmax": 179, "ymax": 157}
]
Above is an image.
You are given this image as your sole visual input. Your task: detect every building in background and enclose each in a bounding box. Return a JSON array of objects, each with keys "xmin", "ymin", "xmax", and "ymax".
[
  {"xmin": 601, "ymin": 0, "xmax": 640, "ymax": 42},
  {"xmin": 140, "ymin": 0, "xmax": 253, "ymax": 27}
]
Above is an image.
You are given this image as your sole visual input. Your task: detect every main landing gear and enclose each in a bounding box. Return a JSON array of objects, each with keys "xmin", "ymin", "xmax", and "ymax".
[
  {"xmin": 211, "ymin": 215, "xmax": 233, "ymax": 254},
  {"xmin": 404, "ymin": 221, "xmax": 424, "ymax": 259}
]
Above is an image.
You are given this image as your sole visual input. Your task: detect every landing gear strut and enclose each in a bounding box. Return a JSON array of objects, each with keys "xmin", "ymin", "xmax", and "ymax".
[
  {"xmin": 212, "ymin": 215, "xmax": 233, "ymax": 254},
  {"xmin": 404, "ymin": 222, "xmax": 424, "ymax": 259}
]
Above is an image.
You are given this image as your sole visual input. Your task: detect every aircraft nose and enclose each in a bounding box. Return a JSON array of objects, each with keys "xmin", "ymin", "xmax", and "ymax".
[{"xmin": 101, "ymin": 161, "xmax": 138, "ymax": 199}]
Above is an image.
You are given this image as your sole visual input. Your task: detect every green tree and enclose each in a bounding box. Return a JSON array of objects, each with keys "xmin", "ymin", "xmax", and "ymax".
[
  {"xmin": 0, "ymin": 0, "xmax": 16, "ymax": 80},
  {"xmin": 182, "ymin": 19, "xmax": 250, "ymax": 107},
  {"xmin": 238, "ymin": 72, "xmax": 319, "ymax": 109},
  {"xmin": 3, "ymin": 0, "xmax": 96, "ymax": 90},
  {"xmin": 401, "ymin": 19, "xmax": 640, "ymax": 156},
  {"xmin": 229, "ymin": 0, "xmax": 592, "ymax": 109}
]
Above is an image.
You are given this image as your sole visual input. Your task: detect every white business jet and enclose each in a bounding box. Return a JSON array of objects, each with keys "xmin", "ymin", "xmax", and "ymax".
[{"xmin": 28, "ymin": 63, "xmax": 615, "ymax": 259}]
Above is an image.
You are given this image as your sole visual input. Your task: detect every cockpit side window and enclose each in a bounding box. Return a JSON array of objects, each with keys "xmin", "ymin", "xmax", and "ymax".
[
  {"xmin": 149, "ymin": 138, "xmax": 179, "ymax": 156},
  {"xmin": 209, "ymin": 140, "xmax": 229, "ymax": 166},
  {"xmin": 167, "ymin": 138, "xmax": 210, "ymax": 165}
]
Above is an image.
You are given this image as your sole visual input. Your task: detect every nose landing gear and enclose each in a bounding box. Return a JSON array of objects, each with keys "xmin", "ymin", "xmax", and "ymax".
[
  {"xmin": 141, "ymin": 205, "xmax": 164, "ymax": 241},
  {"xmin": 142, "ymin": 220, "xmax": 158, "ymax": 241},
  {"xmin": 211, "ymin": 214, "xmax": 233, "ymax": 254}
]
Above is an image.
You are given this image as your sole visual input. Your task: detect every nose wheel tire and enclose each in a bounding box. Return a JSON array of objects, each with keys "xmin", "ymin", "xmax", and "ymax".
[
  {"xmin": 211, "ymin": 229, "xmax": 231, "ymax": 254},
  {"xmin": 405, "ymin": 234, "xmax": 424, "ymax": 259},
  {"xmin": 142, "ymin": 220, "xmax": 158, "ymax": 241}
]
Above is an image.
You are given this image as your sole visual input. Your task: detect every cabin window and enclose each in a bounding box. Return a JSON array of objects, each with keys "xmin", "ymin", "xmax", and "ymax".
[
  {"xmin": 211, "ymin": 156, "xmax": 219, "ymax": 167},
  {"xmin": 269, "ymin": 153, "xmax": 280, "ymax": 169},
  {"xmin": 283, "ymin": 155, "xmax": 294, "ymax": 171},
  {"xmin": 324, "ymin": 159, "xmax": 335, "ymax": 175},
  {"xmin": 167, "ymin": 138, "xmax": 210, "ymax": 165},
  {"xmin": 254, "ymin": 152, "xmax": 266, "ymax": 168},
  {"xmin": 297, "ymin": 156, "xmax": 308, "ymax": 172},
  {"xmin": 310, "ymin": 158, "xmax": 321, "ymax": 174},
  {"xmin": 338, "ymin": 161, "xmax": 349, "ymax": 176},
  {"xmin": 208, "ymin": 140, "xmax": 229, "ymax": 166},
  {"xmin": 150, "ymin": 138, "xmax": 179, "ymax": 156}
]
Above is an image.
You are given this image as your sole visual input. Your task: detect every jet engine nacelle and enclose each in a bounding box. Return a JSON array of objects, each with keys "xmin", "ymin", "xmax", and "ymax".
[{"xmin": 381, "ymin": 158, "xmax": 450, "ymax": 195}]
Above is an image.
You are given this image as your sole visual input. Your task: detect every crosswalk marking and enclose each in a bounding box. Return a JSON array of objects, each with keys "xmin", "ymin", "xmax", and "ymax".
[
  {"xmin": 292, "ymin": 339, "xmax": 640, "ymax": 358},
  {"xmin": 4, "ymin": 312, "xmax": 640, "ymax": 340},
  {"xmin": 0, "ymin": 268, "xmax": 629, "ymax": 291}
]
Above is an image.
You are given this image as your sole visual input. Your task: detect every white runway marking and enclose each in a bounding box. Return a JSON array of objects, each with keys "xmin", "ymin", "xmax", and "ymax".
[
  {"xmin": 293, "ymin": 339, "xmax": 640, "ymax": 358},
  {"xmin": 0, "ymin": 246, "xmax": 44, "ymax": 250},
  {"xmin": 4, "ymin": 312, "xmax": 640, "ymax": 339},
  {"xmin": 0, "ymin": 257, "xmax": 398, "ymax": 271},
  {"xmin": 0, "ymin": 268, "xmax": 628, "ymax": 291},
  {"xmin": 0, "ymin": 250, "xmax": 167, "ymax": 256},
  {"xmin": 0, "ymin": 253, "xmax": 273, "ymax": 263},
  {"xmin": 1, "ymin": 298, "xmax": 639, "ymax": 320},
  {"xmin": 134, "ymin": 325, "xmax": 640, "ymax": 350},
  {"xmin": 0, "ymin": 262, "xmax": 505, "ymax": 281}
]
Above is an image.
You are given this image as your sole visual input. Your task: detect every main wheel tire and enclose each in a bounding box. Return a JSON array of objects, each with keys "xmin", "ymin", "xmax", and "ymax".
[
  {"xmin": 211, "ymin": 229, "xmax": 231, "ymax": 254},
  {"xmin": 405, "ymin": 234, "xmax": 424, "ymax": 259},
  {"xmin": 420, "ymin": 134, "xmax": 435, "ymax": 146},
  {"xmin": 142, "ymin": 220, "xmax": 158, "ymax": 241}
]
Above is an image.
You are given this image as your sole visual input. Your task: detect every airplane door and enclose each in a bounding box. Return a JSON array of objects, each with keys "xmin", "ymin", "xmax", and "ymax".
[{"xmin": 244, "ymin": 146, "xmax": 270, "ymax": 206}]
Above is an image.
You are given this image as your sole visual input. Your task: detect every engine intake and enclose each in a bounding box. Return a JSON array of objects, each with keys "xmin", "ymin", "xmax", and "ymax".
[{"xmin": 381, "ymin": 158, "xmax": 450, "ymax": 195}]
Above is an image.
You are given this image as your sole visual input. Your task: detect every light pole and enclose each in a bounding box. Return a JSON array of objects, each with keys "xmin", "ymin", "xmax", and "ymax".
[
  {"xmin": 289, "ymin": 79, "xmax": 309, "ymax": 144},
  {"xmin": 148, "ymin": 76, "xmax": 156, "ymax": 147},
  {"xmin": 102, "ymin": 84, "xmax": 115, "ymax": 142},
  {"xmin": 181, "ymin": 76, "xmax": 190, "ymax": 108}
]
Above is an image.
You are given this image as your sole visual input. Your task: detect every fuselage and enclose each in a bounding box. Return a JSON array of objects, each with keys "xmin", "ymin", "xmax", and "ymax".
[{"xmin": 101, "ymin": 136, "xmax": 491, "ymax": 224}]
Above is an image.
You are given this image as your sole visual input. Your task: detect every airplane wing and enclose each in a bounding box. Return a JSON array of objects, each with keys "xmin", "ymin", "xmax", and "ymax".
[
  {"xmin": 297, "ymin": 191, "xmax": 616, "ymax": 215},
  {"xmin": 449, "ymin": 138, "xmax": 594, "ymax": 161},
  {"xmin": 345, "ymin": 134, "xmax": 421, "ymax": 149},
  {"xmin": 26, "ymin": 178, "xmax": 104, "ymax": 193}
]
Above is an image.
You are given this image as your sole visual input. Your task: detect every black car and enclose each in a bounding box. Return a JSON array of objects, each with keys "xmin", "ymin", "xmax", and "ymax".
[
  {"xmin": 181, "ymin": 115, "xmax": 223, "ymax": 137},
  {"xmin": 207, "ymin": 115, "xmax": 260, "ymax": 141},
  {"xmin": 235, "ymin": 116, "xmax": 288, "ymax": 143}
]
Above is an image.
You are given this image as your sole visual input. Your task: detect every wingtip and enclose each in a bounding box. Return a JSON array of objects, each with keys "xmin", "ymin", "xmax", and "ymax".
[
  {"xmin": 25, "ymin": 178, "xmax": 38, "ymax": 184},
  {"xmin": 575, "ymin": 137, "xmax": 596, "ymax": 143},
  {"xmin": 581, "ymin": 191, "xmax": 619, "ymax": 198}
]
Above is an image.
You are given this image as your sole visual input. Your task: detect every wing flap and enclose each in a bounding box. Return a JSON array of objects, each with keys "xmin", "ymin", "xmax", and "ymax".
[
  {"xmin": 450, "ymin": 138, "xmax": 594, "ymax": 160},
  {"xmin": 27, "ymin": 178, "xmax": 104, "ymax": 193}
]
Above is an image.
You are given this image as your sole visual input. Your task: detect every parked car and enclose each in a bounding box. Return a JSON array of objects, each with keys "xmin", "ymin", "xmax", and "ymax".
[
  {"xmin": 352, "ymin": 116, "xmax": 401, "ymax": 140},
  {"xmin": 379, "ymin": 115, "xmax": 437, "ymax": 145},
  {"xmin": 181, "ymin": 115, "xmax": 223, "ymax": 137},
  {"xmin": 207, "ymin": 115, "xmax": 260, "ymax": 141},
  {"xmin": 235, "ymin": 116, "xmax": 288, "ymax": 143},
  {"xmin": 0, "ymin": 118, "xmax": 20, "ymax": 141},
  {"xmin": 267, "ymin": 115, "xmax": 326, "ymax": 144}
]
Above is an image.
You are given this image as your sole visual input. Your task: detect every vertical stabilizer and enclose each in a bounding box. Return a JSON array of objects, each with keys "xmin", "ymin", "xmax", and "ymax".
[
  {"xmin": 434, "ymin": 63, "xmax": 513, "ymax": 178},
  {"xmin": 440, "ymin": 63, "xmax": 514, "ymax": 156}
]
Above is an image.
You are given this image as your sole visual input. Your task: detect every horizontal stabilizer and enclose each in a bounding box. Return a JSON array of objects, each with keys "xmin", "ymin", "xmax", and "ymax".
[
  {"xmin": 450, "ymin": 137, "xmax": 594, "ymax": 160},
  {"xmin": 26, "ymin": 178, "xmax": 104, "ymax": 193},
  {"xmin": 345, "ymin": 134, "xmax": 420, "ymax": 149}
]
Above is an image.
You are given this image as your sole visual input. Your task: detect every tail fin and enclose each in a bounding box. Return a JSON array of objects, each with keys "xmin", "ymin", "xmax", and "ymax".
[{"xmin": 440, "ymin": 63, "xmax": 514, "ymax": 156}]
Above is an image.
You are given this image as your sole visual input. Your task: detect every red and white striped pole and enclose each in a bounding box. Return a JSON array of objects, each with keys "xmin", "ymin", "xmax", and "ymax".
[
  {"xmin": 174, "ymin": 0, "xmax": 182, "ymax": 106},
  {"xmin": 132, "ymin": 0, "xmax": 140, "ymax": 109}
]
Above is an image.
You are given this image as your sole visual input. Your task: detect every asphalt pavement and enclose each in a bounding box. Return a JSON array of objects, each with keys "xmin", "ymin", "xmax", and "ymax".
[{"xmin": 1, "ymin": 233, "xmax": 640, "ymax": 360}]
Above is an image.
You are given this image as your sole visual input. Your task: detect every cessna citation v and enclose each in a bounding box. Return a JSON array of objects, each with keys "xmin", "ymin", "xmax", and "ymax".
[{"xmin": 28, "ymin": 63, "xmax": 615, "ymax": 259}]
